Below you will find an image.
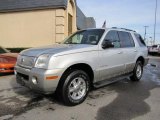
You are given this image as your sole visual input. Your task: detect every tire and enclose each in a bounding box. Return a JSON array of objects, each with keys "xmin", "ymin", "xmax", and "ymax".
[
  {"xmin": 130, "ymin": 61, "xmax": 143, "ymax": 81},
  {"xmin": 59, "ymin": 70, "xmax": 90, "ymax": 106}
]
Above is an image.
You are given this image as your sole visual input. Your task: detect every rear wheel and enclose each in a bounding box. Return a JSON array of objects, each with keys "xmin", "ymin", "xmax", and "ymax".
[
  {"xmin": 130, "ymin": 61, "xmax": 143, "ymax": 81},
  {"xmin": 59, "ymin": 70, "xmax": 90, "ymax": 106}
]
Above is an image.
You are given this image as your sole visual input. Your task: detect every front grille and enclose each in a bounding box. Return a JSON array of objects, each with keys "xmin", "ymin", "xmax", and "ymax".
[
  {"xmin": 17, "ymin": 72, "xmax": 29, "ymax": 81},
  {"xmin": 17, "ymin": 55, "xmax": 36, "ymax": 69}
]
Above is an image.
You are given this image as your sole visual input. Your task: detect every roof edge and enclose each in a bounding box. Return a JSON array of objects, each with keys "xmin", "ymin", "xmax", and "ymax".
[{"xmin": 0, "ymin": 5, "xmax": 66, "ymax": 13}]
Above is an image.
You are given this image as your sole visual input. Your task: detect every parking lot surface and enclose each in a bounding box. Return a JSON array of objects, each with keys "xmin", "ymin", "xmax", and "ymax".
[{"xmin": 0, "ymin": 56, "xmax": 160, "ymax": 120}]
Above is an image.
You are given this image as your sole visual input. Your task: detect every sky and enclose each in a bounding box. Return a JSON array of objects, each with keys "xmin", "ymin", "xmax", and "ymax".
[{"xmin": 76, "ymin": 0, "xmax": 160, "ymax": 45}]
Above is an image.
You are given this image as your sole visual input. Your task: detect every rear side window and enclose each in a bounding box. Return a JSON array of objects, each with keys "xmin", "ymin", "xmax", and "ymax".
[
  {"xmin": 118, "ymin": 31, "xmax": 135, "ymax": 48},
  {"xmin": 104, "ymin": 30, "xmax": 121, "ymax": 48},
  {"xmin": 134, "ymin": 34, "xmax": 146, "ymax": 47}
]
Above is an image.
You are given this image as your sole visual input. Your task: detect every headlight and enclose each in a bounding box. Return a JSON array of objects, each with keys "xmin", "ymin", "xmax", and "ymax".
[{"xmin": 35, "ymin": 54, "xmax": 50, "ymax": 68}]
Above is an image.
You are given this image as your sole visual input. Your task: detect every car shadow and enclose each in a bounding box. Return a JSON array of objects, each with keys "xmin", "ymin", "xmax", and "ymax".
[
  {"xmin": 2, "ymin": 63, "xmax": 159, "ymax": 119},
  {"xmin": 0, "ymin": 72, "xmax": 14, "ymax": 77},
  {"xmin": 0, "ymin": 76, "xmax": 63, "ymax": 117},
  {"xmin": 96, "ymin": 65, "xmax": 160, "ymax": 120}
]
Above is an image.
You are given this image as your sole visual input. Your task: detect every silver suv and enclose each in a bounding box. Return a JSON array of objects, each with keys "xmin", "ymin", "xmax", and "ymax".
[{"xmin": 15, "ymin": 28, "xmax": 149, "ymax": 106}]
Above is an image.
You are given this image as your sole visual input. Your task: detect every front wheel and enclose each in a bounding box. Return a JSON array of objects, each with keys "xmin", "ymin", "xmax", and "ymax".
[
  {"xmin": 130, "ymin": 61, "xmax": 143, "ymax": 81},
  {"xmin": 60, "ymin": 70, "xmax": 90, "ymax": 106}
]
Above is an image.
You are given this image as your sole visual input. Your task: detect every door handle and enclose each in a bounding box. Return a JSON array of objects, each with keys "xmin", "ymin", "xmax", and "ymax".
[{"xmin": 118, "ymin": 51, "xmax": 123, "ymax": 54}]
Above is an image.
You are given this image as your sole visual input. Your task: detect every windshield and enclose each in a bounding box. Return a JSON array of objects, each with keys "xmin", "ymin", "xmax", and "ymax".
[
  {"xmin": 0, "ymin": 46, "xmax": 10, "ymax": 54},
  {"xmin": 63, "ymin": 29, "xmax": 105, "ymax": 45}
]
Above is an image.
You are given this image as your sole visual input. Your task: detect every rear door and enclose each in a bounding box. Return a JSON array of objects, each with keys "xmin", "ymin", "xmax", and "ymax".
[{"xmin": 118, "ymin": 31, "xmax": 137, "ymax": 73}]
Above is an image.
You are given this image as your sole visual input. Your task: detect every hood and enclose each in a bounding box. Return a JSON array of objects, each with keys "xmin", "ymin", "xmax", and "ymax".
[
  {"xmin": 20, "ymin": 44, "xmax": 97, "ymax": 57},
  {"xmin": 0, "ymin": 53, "xmax": 18, "ymax": 63},
  {"xmin": 0, "ymin": 53, "xmax": 18, "ymax": 58}
]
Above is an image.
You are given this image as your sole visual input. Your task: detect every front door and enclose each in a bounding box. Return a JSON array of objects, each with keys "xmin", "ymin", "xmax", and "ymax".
[{"xmin": 99, "ymin": 30, "xmax": 125, "ymax": 81}]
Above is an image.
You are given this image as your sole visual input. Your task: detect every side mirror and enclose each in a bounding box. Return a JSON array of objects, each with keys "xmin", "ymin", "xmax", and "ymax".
[{"xmin": 102, "ymin": 40, "xmax": 114, "ymax": 49}]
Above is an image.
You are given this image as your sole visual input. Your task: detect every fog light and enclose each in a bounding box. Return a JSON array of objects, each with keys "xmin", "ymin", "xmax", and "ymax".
[{"xmin": 32, "ymin": 77, "xmax": 38, "ymax": 84}]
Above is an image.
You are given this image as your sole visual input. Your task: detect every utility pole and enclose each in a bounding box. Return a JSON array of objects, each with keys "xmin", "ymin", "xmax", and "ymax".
[
  {"xmin": 149, "ymin": 37, "xmax": 153, "ymax": 46},
  {"xmin": 144, "ymin": 26, "xmax": 149, "ymax": 41},
  {"xmin": 153, "ymin": 0, "xmax": 158, "ymax": 45}
]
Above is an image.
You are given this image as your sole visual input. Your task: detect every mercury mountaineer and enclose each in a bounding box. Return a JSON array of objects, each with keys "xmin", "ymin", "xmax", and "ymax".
[{"xmin": 15, "ymin": 28, "xmax": 149, "ymax": 106}]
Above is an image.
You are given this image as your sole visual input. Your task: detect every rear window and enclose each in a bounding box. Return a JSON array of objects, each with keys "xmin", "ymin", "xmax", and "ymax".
[{"xmin": 134, "ymin": 34, "xmax": 146, "ymax": 47}]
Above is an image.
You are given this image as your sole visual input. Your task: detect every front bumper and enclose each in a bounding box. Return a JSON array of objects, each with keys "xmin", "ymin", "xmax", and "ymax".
[
  {"xmin": 15, "ymin": 66, "xmax": 64, "ymax": 94},
  {"xmin": 0, "ymin": 63, "xmax": 15, "ymax": 73}
]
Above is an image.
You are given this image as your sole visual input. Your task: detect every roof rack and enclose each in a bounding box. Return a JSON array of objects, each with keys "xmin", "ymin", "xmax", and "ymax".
[{"xmin": 111, "ymin": 27, "xmax": 136, "ymax": 32}]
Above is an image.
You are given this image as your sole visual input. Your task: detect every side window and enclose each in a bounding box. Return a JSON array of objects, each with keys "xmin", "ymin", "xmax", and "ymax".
[
  {"xmin": 134, "ymin": 34, "xmax": 146, "ymax": 47},
  {"xmin": 118, "ymin": 31, "xmax": 135, "ymax": 48},
  {"xmin": 72, "ymin": 34, "xmax": 83, "ymax": 44},
  {"xmin": 104, "ymin": 30, "xmax": 121, "ymax": 48}
]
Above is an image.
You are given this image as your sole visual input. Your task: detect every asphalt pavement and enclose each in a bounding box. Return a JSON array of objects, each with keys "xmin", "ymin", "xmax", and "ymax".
[{"xmin": 0, "ymin": 56, "xmax": 160, "ymax": 120}]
